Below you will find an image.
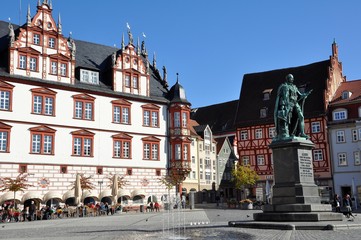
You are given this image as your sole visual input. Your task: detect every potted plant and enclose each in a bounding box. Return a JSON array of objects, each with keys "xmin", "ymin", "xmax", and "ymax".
[
  {"xmin": 227, "ymin": 198, "xmax": 237, "ymax": 208},
  {"xmin": 240, "ymin": 199, "xmax": 253, "ymax": 210}
]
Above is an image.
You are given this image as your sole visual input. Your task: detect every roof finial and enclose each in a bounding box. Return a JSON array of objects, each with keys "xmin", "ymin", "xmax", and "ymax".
[
  {"xmin": 121, "ymin": 33, "xmax": 125, "ymax": 51},
  {"xmin": 176, "ymin": 73, "xmax": 179, "ymax": 83},
  {"xmin": 58, "ymin": 13, "xmax": 62, "ymax": 34},
  {"xmin": 153, "ymin": 52, "xmax": 157, "ymax": 69},
  {"xmin": 38, "ymin": 0, "xmax": 41, "ymax": 6},
  {"xmin": 137, "ymin": 37, "xmax": 140, "ymax": 56},
  {"xmin": 27, "ymin": 4, "xmax": 31, "ymax": 26},
  {"xmin": 49, "ymin": 0, "xmax": 53, "ymax": 9}
]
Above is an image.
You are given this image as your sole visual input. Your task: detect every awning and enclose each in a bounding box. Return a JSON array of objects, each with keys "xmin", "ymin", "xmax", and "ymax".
[
  {"xmin": 81, "ymin": 190, "xmax": 99, "ymax": 202},
  {"xmin": 62, "ymin": 190, "xmax": 75, "ymax": 202},
  {"xmin": 117, "ymin": 189, "xmax": 131, "ymax": 199},
  {"xmin": 0, "ymin": 192, "xmax": 22, "ymax": 205},
  {"xmin": 98, "ymin": 189, "xmax": 112, "ymax": 201},
  {"xmin": 43, "ymin": 191, "xmax": 63, "ymax": 203},
  {"xmin": 21, "ymin": 191, "xmax": 43, "ymax": 204},
  {"xmin": 131, "ymin": 189, "xmax": 146, "ymax": 198}
]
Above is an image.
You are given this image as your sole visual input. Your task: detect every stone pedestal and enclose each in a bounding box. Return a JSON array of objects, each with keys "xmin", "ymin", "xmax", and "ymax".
[{"xmin": 254, "ymin": 138, "xmax": 342, "ymax": 222}]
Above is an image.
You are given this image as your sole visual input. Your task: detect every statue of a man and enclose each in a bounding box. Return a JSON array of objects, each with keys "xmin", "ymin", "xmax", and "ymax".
[{"xmin": 274, "ymin": 74, "xmax": 312, "ymax": 140}]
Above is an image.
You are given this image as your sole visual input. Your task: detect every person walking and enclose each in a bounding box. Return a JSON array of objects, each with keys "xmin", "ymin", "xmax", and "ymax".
[
  {"xmin": 28, "ymin": 201, "xmax": 36, "ymax": 221},
  {"xmin": 334, "ymin": 194, "xmax": 341, "ymax": 213},
  {"xmin": 343, "ymin": 194, "xmax": 355, "ymax": 219}
]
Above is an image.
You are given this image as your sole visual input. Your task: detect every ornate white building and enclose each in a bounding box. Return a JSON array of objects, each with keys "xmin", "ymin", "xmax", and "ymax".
[{"xmin": 0, "ymin": 1, "xmax": 192, "ymax": 207}]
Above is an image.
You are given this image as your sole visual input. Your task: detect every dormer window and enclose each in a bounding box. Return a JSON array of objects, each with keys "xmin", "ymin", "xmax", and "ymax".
[
  {"xmin": 260, "ymin": 108, "xmax": 267, "ymax": 118},
  {"xmin": 80, "ymin": 69, "xmax": 99, "ymax": 85},
  {"xmin": 342, "ymin": 91, "xmax": 351, "ymax": 100},
  {"xmin": 263, "ymin": 89, "xmax": 272, "ymax": 100},
  {"xmin": 333, "ymin": 109, "xmax": 347, "ymax": 121}
]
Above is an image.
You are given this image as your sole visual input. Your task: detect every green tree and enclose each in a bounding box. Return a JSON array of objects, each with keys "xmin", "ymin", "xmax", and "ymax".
[
  {"xmin": 232, "ymin": 164, "xmax": 259, "ymax": 200},
  {"xmin": 0, "ymin": 173, "xmax": 33, "ymax": 207}
]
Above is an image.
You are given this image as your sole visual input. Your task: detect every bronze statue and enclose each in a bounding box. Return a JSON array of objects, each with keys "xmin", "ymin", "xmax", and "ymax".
[{"xmin": 274, "ymin": 74, "xmax": 312, "ymax": 140}]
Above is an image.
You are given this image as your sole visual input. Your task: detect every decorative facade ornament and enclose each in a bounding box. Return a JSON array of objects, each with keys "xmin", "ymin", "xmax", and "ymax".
[
  {"xmin": 112, "ymin": 51, "xmax": 116, "ymax": 66},
  {"xmin": 8, "ymin": 22, "xmax": 15, "ymax": 47},
  {"xmin": 153, "ymin": 52, "xmax": 157, "ymax": 69},
  {"xmin": 27, "ymin": 5, "xmax": 31, "ymax": 26},
  {"xmin": 38, "ymin": 177, "xmax": 50, "ymax": 188},
  {"xmin": 141, "ymin": 177, "xmax": 149, "ymax": 187},
  {"xmin": 58, "ymin": 13, "xmax": 62, "ymax": 34},
  {"xmin": 121, "ymin": 33, "xmax": 125, "ymax": 51},
  {"xmin": 137, "ymin": 37, "xmax": 140, "ymax": 56},
  {"xmin": 163, "ymin": 66, "xmax": 168, "ymax": 88}
]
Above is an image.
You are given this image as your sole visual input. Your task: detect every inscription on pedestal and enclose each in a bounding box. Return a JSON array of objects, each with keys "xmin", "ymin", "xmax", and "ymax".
[{"xmin": 298, "ymin": 149, "xmax": 314, "ymax": 182}]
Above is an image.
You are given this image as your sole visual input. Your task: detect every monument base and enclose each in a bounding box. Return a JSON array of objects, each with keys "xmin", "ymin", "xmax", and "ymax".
[
  {"xmin": 254, "ymin": 211, "xmax": 343, "ymax": 222},
  {"xmin": 254, "ymin": 138, "xmax": 343, "ymax": 222}
]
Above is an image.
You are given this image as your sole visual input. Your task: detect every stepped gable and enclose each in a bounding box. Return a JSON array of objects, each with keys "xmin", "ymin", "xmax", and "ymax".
[
  {"xmin": 235, "ymin": 60, "xmax": 331, "ymax": 127},
  {"xmin": 191, "ymin": 100, "xmax": 238, "ymax": 134},
  {"xmin": 0, "ymin": 20, "xmax": 168, "ymax": 101}
]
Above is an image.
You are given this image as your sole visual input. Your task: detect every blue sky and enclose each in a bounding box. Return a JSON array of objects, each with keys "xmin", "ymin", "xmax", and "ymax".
[{"xmin": 1, "ymin": 1, "xmax": 361, "ymax": 108}]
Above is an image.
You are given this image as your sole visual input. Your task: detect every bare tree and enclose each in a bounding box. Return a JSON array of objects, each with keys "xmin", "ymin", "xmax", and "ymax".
[{"xmin": 0, "ymin": 173, "xmax": 33, "ymax": 207}]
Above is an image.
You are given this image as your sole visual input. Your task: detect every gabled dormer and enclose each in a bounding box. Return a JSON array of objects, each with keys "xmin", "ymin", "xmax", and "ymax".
[
  {"xmin": 8, "ymin": 1, "xmax": 75, "ymax": 84},
  {"xmin": 112, "ymin": 27, "xmax": 150, "ymax": 96}
]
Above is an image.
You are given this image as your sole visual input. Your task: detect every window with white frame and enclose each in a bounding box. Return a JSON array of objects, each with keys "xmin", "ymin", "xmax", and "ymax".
[
  {"xmin": 33, "ymin": 34, "xmax": 40, "ymax": 45},
  {"xmin": 175, "ymin": 144, "xmax": 181, "ymax": 160},
  {"xmin": 0, "ymin": 126, "xmax": 10, "ymax": 152},
  {"xmin": 313, "ymin": 149, "xmax": 323, "ymax": 161},
  {"xmin": 30, "ymin": 126, "xmax": 55, "ymax": 155},
  {"xmin": 73, "ymin": 94, "xmax": 95, "ymax": 121},
  {"xmin": 60, "ymin": 63, "xmax": 67, "ymax": 76},
  {"xmin": 352, "ymin": 129, "xmax": 358, "ymax": 142},
  {"xmin": 142, "ymin": 105, "xmax": 159, "ymax": 127},
  {"xmin": 338, "ymin": 153, "xmax": 347, "ymax": 166},
  {"xmin": 80, "ymin": 69, "xmax": 99, "ymax": 84},
  {"xmin": 143, "ymin": 137, "xmax": 160, "ymax": 160},
  {"xmin": 182, "ymin": 112, "xmax": 187, "ymax": 127},
  {"xmin": 112, "ymin": 100, "xmax": 131, "ymax": 124},
  {"xmin": 354, "ymin": 151, "xmax": 361, "ymax": 165},
  {"xmin": 333, "ymin": 110, "xmax": 347, "ymax": 121},
  {"xmin": 132, "ymin": 75, "xmax": 138, "ymax": 89},
  {"xmin": 49, "ymin": 37, "xmax": 55, "ymax": 48},
  {"xmin": 72, "ymin": 130, "xmax": 94, "ymax": 157},
  {"xmin": 112, "ymin": 134, "xmax": 132, "ymax": 159},
  {"xmin": 30, "ymin": 57, "xmax": 37, "ymax": 71},
  {"xmin": 31, "ymin": 88, "xmax": 56, "ymax": 116},
  {"xmin": 268, "ymin": 127, "xmax": 275, "ymax": 138},
  {"xmin": 260, "ymin": 108, "xmax": 267, "ymax": 118},
  {"xmin": 336, "ymin": 130, "xmax": 345, "ymax": 143},
  {"xmin": 0, "ymin": 89, "xmax": 11, "ymax": 111},
  {"xmin": 240, "ymin": 130, "xmax": 248, "ymax": 140},
  {"xmin": 51, "ymin": 61, "xmax": 57, "ymax": 74},
  {"xmin": 174, "ymin": 112, "xmax": 180, "ymax": 127},
  {"xmin": 19, "ymin": 55, "xmax": 26, "ymax": 69},
  {"xmin": 242, "ymin": 156, "xmax": 250, "ymax": 165},
  {"xmin": 257, "ymin": 155, "xmax": 265, "ymax": 165},
  {"xmin": 125, "ymin": 74, "xmax": 130, "ymax": 87},
  {"xmin": 255, "ymin": 129, "xmax": 262, "ymax": 139},
  {"xmin": 311, "ymin": 122, "xmax": 321, "ymax": 133}
]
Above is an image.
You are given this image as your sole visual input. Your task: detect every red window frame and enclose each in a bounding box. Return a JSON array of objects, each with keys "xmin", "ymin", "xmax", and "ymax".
[
  {"xmin": 141, "ymin": 104, "xmax": 160, "ymax": 127},
  {"xmin": 71, "ymin": 129, "xmax": 94, "ymax": 157},
  {"xmin": 0, "ymin": 122, "xmax": 12, "ymax": 153},
  {"xmin": 112, "ymin": 133, "xmax": 132, "ymax": 159},
  {"xmin": 142, "ymin": 136, "xmax": 160, "ymax": 161},
  {"xmin": 111, "ymin": 99, "xmax": 132, "ymax": 124},
  {"xmin": 72, "ymin": 94, "xmax": 95, "ymax": 121},
  {"xmin": 31, "ymin": 88, "xmax": 57, "ymax": 116},
  {"xmin": 29, "ymin": 125, "xmax": 56, "ymax": 155},
  {"xmin": 0, "ymin": 81, "xmax": 14, "ymax": 111}
]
